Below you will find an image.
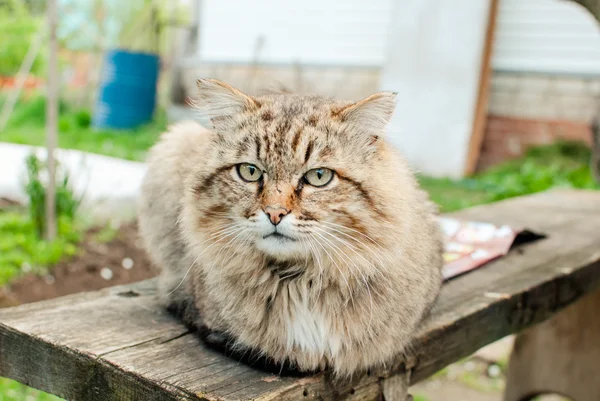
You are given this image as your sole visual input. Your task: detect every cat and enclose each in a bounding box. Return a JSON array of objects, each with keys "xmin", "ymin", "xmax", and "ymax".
[{"xmin": 137, "ymin": 78, "xmax": 443, "ymax": 378}]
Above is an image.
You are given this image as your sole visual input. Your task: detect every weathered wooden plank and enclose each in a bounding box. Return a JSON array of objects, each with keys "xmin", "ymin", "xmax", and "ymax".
[
  {"xmin": 504, "ymin": 288, "xmax": 600, "ymax": 401},
  {"xmin": 1, "ymin": 189, "xmax": 599, "ymax": 401}
]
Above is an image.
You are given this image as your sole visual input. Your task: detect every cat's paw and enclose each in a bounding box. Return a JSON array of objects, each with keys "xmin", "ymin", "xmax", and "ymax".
[{"xmin": 201, "ymin": 328, "xmax": 231, "ymax": 349}]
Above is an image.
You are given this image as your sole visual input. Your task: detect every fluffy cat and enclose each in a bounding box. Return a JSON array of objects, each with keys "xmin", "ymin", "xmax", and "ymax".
[{"xmin": 138, "ymin": 78, "xmax": 443, "ymax": 377}]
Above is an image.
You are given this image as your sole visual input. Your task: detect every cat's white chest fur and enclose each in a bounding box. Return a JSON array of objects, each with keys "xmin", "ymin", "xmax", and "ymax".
[{"xmin": 285, "ymin": 297, "xmax": 342, "ymax": 357}]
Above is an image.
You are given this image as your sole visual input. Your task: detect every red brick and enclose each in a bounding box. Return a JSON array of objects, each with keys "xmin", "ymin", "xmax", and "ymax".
[{"xmin": 476, "ymin": 115, "xmax": 592, "ymax": 172}]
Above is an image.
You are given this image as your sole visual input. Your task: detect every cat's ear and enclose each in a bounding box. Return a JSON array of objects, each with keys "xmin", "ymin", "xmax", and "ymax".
[
  {"xmin": 334, "ymin": 92, "xmax": 397, "ymax": 134},
  {"xmin": 195, "ymin": 78, "xmax": 260, "ymax": 129}
]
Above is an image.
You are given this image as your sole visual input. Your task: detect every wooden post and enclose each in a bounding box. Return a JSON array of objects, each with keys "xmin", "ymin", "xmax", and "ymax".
[
  {"xmin": 464, "ymin": 0, "xmax": 499, "ymax": 176},
  {"xmin": 45, "ymin": 0, "xmax": 58, "ymax": 241}
]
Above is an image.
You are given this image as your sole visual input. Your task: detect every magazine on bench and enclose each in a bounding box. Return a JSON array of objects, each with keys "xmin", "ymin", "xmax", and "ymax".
[{"xmin": 438, "ymin": 217, "xmax": 530, "ymax": 281}]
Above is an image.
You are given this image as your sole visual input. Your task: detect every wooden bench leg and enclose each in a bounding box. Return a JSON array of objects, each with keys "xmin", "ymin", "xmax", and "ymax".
[
  {"xmin": 382, "ymin": 372, "xmax": 412, "ymax": 401},
  {"xmin": 504, "ymin": 288, "xmax": 600, "ymax": 401}
]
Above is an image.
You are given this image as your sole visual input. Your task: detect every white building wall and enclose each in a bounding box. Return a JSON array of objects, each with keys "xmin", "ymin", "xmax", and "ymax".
[
  {"xmin": 197, "ymin": 0, "xmax": 393, "ymax": 66},
  {"xmin": 493, "ymin": 0, "xmax": 600, "ymax": 75},
  {"xmin": 194, "ymin": 0, "xmax": 600, "ymax": 75}
]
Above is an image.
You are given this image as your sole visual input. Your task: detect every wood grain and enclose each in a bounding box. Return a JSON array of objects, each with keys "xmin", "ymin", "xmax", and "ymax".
[
  {"xmin": 1, "ymin": 189, "xmax": 600, "ymax": 401},
  {"xmin": 504, "ymin": 288, "xmax": 600, "ymax": 401}
]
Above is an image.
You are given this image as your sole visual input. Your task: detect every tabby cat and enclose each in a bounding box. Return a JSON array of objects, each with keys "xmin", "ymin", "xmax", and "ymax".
[{"xmin": 138, "ymin": 78, "xmax": 443, "ymax": 377}]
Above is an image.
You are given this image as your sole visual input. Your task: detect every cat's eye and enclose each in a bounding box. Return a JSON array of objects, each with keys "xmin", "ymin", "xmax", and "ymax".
[
  {"xmin": 304, "ymin": 168, "xmax": 334, "ymax": 187},
  {"xmin": 237, "ymin": 163, "xmax": 263, "ymax": 182}
]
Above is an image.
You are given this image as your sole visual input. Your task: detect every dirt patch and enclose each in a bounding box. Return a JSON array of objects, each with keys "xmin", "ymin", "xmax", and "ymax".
[
  {"xmin": 3, "ymin": 221, "xmax": 158, "ymax": 305},
  {"xmin": 0, "ymin": 197, "xmax": 21, "ymax": 209}
]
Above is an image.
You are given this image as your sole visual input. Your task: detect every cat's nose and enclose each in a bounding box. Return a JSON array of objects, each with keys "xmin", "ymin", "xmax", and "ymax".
[{"xmin": 263, "ymin": 206, "xmax": 289, "ymax": 225}]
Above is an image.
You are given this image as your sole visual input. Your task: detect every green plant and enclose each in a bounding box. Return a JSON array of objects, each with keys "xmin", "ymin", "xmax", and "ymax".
[
  {"xmin": 0, "ymin": 0, "xmax": 45, "ymax": 76},
  {"xmin": 23, "ymin": 153, "xmax": 80, "ymax": 238},
  {"xmin": 419, "ymin": 141, "xmax": 599, "ymax": 212},
  {"xmin": 2, "ymin": 95, "xmax": 167, "ymax": 161},
  {"xmin": 74, "ymin": 109, "xmax": 91, "ymax": 128},
  {"xmin": 0, "ymin": 377, "xmax": 64, "ymax": 401},
  {"xmin": 0, "ymin": 211, "xmax": 80, "ymax": 285},
  {"xmin": 58, "ymin": 116, "xmax": 72, "ymax": 132},
  {"xmin": 7, "ymin": 96, "xmax": 69, "ymax": 126}
]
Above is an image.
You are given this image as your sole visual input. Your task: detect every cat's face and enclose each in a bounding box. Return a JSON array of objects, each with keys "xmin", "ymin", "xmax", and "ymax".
[{"xmin": 187, "ymin": 79, "xmax": 398, "ymax": 263}]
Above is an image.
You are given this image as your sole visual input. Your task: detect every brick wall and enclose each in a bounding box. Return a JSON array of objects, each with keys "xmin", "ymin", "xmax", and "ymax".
[
  {"xmin": 182, "ymin": 64, "xmax": 380, "ymax": 101},
  {"xmin": 477, "ymin": 72, "xmax": 600, "ymax": 171},
  {"xmin": 477, "ymin": 115, "xmax": 592, "ymax": 171}
]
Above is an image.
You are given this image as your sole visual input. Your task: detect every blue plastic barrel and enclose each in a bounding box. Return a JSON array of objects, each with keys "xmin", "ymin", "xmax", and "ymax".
[{"xmin": 93, "ymin": 49, "xmax": 160, "ymax": 130}]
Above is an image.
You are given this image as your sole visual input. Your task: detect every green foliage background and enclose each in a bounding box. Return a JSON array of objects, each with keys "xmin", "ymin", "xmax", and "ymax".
[{"xmin": 0, "ymin": 0, "xmax": 45, "ymax": 76}]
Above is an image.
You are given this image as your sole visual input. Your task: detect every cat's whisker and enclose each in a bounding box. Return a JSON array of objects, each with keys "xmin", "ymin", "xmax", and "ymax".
[
  {"xmin": 312, "ymin": 228, "xmax": 368, "ymax": 282},
  {"xmin": 318, "ymin": 221, "xmax": 394, "ymax": 268},
  {"xmin": 206, "ymin": 223, "xmax": 246, "ymax": 241},
  {"xmin": 312, "ymin": 225, "xmax": 386, "ymax": 280},
  {"xmin": 191, "ymin": 225, "xmax": 249, "ymax": 280},
  {"xmin": 309, "ymin": 231, "xmax": 355, "ymax": 308},
  {"xmin": 318, "ymin": 226, "xmax": 393, "ymax": 265},
  {"xmin": 310, "ymin": 243, "xmax": 325, "ymax": 301},
  {"xmin": 166, "ymin": 253, "xmax": 202, "ymax": 297},
  {"xmin": 211, "ymin": 227, "xmax": 250, "ymax": 269},
  {"xmin": 166, "ymin": 222, "xmax": 246, "ymax": 297},
  {"xmin": 315, "ymin": 229, "xmax": 387, "ymax": 327},
  {"xmin": 166, "ymin": 226, "xmax": 240, "ymax": 297},
  {"xmin": 321, "ymin": 220, "xmax": 388, "ymax": 251},
  {"xmin": 313, "ymin": 230, "xmax": 376, "ymax": 328},
  {"xmin": 302, "ymin": 235, "xmax": 326, "ymax": 311},
  {"xmin": 185, "ymin": 224, "xmax": 245, "ymax": 255}
]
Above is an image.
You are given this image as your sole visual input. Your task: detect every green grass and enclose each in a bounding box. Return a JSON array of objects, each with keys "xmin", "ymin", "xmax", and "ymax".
[
  {"xmin": 0, "ymin": 211, "xmax": 81, "ymax": 287},
  {"xmin": 1, "ymin": 96, "xmax": 167, "ymax": 161},
  {"xmin": 0, "ymin": 378, "xmax": 62, "ymax": 401},
  {"xmin": 419, "ymin": 141, "xmax": 599, "ymax": 212}
]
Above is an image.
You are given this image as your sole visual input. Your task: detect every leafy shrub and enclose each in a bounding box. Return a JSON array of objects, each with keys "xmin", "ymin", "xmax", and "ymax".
[
  {"xmin": 74, "ymin": 109, "xmax": 92, "ymax": 128},
  {"xmin": 23, "ymin": 153, "xmax": 81, "ymax": 238}
]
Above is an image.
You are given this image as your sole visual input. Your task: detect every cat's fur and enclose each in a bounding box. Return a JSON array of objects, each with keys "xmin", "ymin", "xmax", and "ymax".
[{"xmin": 138, "ymin": 79, "xmax": 443, "ymax": 377}]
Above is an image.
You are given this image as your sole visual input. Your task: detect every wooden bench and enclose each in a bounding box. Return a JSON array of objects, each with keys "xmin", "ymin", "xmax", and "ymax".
[{"xmin": 1, "ymin": 189, "xmax": 599, "ymax": 401}]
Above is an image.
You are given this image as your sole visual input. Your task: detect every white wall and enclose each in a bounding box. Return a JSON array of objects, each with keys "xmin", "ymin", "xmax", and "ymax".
[
  {"xmin": 379, "ymin": 0, "xmax": 492, "ymax": 178},
  {"xmin": 194, "ymin": 0, "xmax": 600, "ymax": 75},
  {"xmin": 198, "ymin": 0, "xmax": 393, "ymax": 66},
  {"xmin": 493, "ymin": 0, "xmax": 600, "ymax": 75}
]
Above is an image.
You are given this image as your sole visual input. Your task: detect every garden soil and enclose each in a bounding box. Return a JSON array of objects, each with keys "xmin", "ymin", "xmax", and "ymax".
[{"xmin": 1, "ymin": 221, "xmax": 158, "ymax": 306}]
